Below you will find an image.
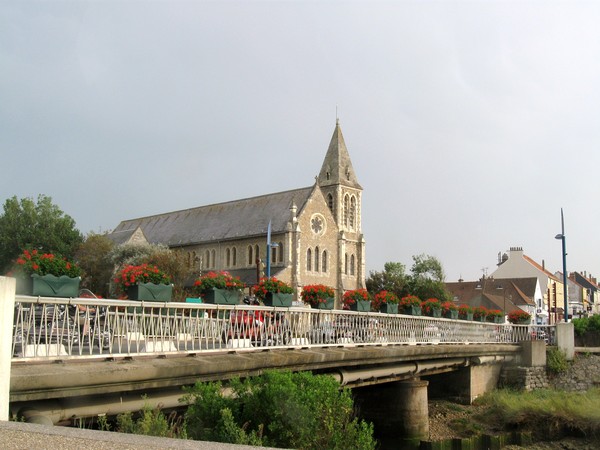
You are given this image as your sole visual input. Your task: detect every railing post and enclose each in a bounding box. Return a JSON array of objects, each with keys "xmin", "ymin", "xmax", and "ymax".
[
  {"xmin": 0, "ymin": 276, "xmax": 16, "ymax": 420},
  {"xmin": 555, "ymin": 322, "xmax": 574, "ymax": 361}
]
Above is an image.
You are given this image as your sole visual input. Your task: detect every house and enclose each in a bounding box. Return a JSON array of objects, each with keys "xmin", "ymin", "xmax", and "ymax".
[
  {"xmin": 491, "ymin": 247, "xmax": 563, "ymax": 324},
  {"xmin": 569, "ymin": 271, "xmax": 600, "ymax": 316},
  {"xmin": 109, "ymin": 121, "xmax": 366, "ymax": 304},
  {"xmin": 445, "ymin": 276, "xmax": 537, "ymax": 322}
]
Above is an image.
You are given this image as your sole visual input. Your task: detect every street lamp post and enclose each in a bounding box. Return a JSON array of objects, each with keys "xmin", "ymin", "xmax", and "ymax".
[{"xmin": 555, "ymin": 208, "xmax": 568, "ymax": 322}]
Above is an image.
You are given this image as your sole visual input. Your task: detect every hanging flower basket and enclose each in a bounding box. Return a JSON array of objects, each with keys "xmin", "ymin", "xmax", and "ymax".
[
  {"xmin": 399, "ymin": 295, "xmax": 422, "ymax": 316},
  {"xmin": 421, "ymin": 298, "xmax": 442, "ymax": 317},
  {"xmin": 202, "ymin": 287, "xmax": 241, "ymax": 305},
  {"xmin": 372, "ymin": 291, "xmax": 400, "ymax": 314},
  {"xmin": 127, "ymin": 282, "xmax": 173, "ymax": 302},
  {"xmin": 254, "ymin": 277, "xmax": 294, "ymax": 307},
  {"xmin": 343, "ymin": 289, "xmax": 371, "ymax": 312},
  {"xmin": 442, "ymin": 301, "xmax": 459, "ymax": 319},
  {"xmin": 194, "ymin": 271, "xmax": 244, "ymax": 305},
  {"xmin": 263, "ymin": 292, "xmax": 294, "ymax": 307},
  {"xmin": 31, "ymin": 274, "xmax": 81, "ymax": 298},
  {"xmin": 301, "ymin": 284, "xmax": 335, "ymax": 309},
  {"xmin": 458, "ymin": 305, "xmax": 474, "ymax": 321}
]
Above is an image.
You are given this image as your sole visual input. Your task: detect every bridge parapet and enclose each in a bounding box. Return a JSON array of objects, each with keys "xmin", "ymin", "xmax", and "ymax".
[{"xmin": 8, "ymin": 294, "xmax": 555, "ymax": 363}]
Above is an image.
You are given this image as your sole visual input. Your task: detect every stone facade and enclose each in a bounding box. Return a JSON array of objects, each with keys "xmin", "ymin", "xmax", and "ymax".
[
  {"xmin": 499, "ymin": 366, "xmax": 549, "ymax": 391},
  {"xmin": 109, "ymin": 121, "xmax": 366, "ymax": 302}
]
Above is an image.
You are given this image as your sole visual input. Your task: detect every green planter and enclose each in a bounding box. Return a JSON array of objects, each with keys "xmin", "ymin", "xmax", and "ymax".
[
  {"xmin": 350, "ymin": 300, "xmax": 371, "ymax": 312},
  {"xmin": 202, "ymin": 288, "xmax": 240, "ymax": 305},
  {"xmin": 488, "ymin": 316, "xmax": 504, "ymax": 324},
  {"xmin": 15, "ymin": 275, "xmax": 33, "ymax": 295},
  {"xmin": 263, "ymin": 292, "xmax": 293, "ymax": 307},
  {"xmin": 379, "ymin": 303, "xmax": 399, "ymax": 314},
  {"xmin": 127, "ymin": 283, "xmax": 173, "ymax": 302},
  {"xmin": 312, "ymin": 297, "xmax": 335, "ymax": 310},
  {"xmin": 443, "ymin": 310, "xmax": 459, "ymax": 320},
  {"xmin": 474, "ymin": 315, "xmax": 487, "ymax": 322},
  {"xmin": 401, "ymin": 305, "xmax": 422, "ymax": 316},
  {"xmin": 431, "ymin": 308, "xmax": 442, "ymax": 318},
  {"xmin": 459, "ymin": 312, "xmax": 474, "ymax": 321},
  {"xmin": 31, "ymin": 274, "xmax": 81, "ymax": 298}
]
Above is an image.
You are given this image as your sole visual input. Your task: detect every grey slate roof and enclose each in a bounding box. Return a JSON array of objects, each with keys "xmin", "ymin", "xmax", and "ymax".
[{"xmin": 111, "ymin": 187, "xmax": 314, "ymax": 247}]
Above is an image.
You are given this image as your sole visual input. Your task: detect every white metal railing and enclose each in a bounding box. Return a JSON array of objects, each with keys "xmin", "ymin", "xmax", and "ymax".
[{"xmin": 10, "ymin": 295, "xmax": 556, "ymax": 361}]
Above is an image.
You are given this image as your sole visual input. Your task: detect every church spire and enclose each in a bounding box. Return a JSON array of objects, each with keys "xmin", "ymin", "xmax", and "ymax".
[{"xmin": 317, "ymin": 120, "xmax": 362, "ymax": 189}]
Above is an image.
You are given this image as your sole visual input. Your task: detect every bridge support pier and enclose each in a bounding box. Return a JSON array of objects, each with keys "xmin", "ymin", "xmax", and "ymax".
[{"xmin": 354, "ymin": 378, "xmax": 429, "ymax": 447}]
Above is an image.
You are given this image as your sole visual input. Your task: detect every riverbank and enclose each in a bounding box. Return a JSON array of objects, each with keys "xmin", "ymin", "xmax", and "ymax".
[{"xmin": 427, "ymin": 353, "xmax": 600, "ymax": 448}]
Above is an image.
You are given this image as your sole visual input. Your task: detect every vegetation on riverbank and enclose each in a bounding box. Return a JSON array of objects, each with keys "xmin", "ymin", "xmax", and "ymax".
[
  {"xmin": 474, "ymin": 388, "xmax": 600, "ymax": 440},
  {"xmin": 105, "ymin": 370, "xmax": 376, "ymax": 450}
]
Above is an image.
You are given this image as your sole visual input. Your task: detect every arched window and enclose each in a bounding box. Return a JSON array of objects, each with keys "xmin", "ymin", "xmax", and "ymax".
[
  {"xmin": 315, "ymin": 246, "xmax": 320, "ymax": 272},
  {"xmin": 344, "ymin": 253, "xmax": 348, "ymax": 275},
  {"xmin": 271, "ymin": 245, "xmax": 277, "ymax": 264},
  {"xmin": 232, "ymin": 247, "xmax": 237, "ymax": 267},
  {"xmin": 350, "ymin": 196, "xmax": 356, "ymax": 230},
  {"xmin": 248, "ymin": 245, "xmax": 253, "ymax": 265},
  {"xmin": 192, "ymin": 251, "xmax": 197, "ymax": 269},
  {"xmin": 343, "ymin": 194, "xmax": 349, "ymax": 228},
  {"xmin": 350, "ymin": 254, "xmax": 355, "ymax": 276},
  {"xmin": 255, "ymin": 245, "xmax": 260, "ymax": 262},
  {"xmin": 205, "ymin": 250, "xmax": 210, "ymax": 269},
  {"xmin": 307, "ymin": 248, "xmax": 312, "ymax": 271},
  {"xmin": 211, "ymin": 249, "xmax": 216, "ymax": 268},
  {"xmin": 226, "ymin": 248, "xmax": 231, "ymax": 267},
  {"xmin": 278, "ymin": 242, "xmax": 284, "ymax": 262},
  {"xmin": 327, "ymin": 193, "xmax": 334, "ymax": 213},
  {"xmin": 322, "ymin": 250, "xmax": 328, "ymax": 272}
]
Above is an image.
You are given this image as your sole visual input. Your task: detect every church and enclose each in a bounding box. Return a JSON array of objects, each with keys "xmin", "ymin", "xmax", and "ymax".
[{"xmin": 109, "ymin": 121, "xmax": 366, "ymax": 302}]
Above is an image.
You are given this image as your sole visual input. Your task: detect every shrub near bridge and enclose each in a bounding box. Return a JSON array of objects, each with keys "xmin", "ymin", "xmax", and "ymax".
[{"xmin": 183, "ymin": 370, "xmax": 377, "ymax": 450}]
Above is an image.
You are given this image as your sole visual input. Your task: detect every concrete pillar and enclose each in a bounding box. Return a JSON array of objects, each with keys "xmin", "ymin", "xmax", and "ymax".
[
  {"xmin": 520, "ymin": 340, "xmax": 546, "ymax": 366},
  {"xmin": 556, "ymin": 322, "xmax": 574, "ymax": 360},
  {"xmin": 355, "ymin": 379, "xmax": 429, "ymax": 447},
  {"xmin": 0, "ymin": 276, "xmax": 16, "ymax": 421}
]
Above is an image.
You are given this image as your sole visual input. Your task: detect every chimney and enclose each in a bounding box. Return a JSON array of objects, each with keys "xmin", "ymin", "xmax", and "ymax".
[{"xmin": 542, "ymin": 260, "xmax": 545, "ymax": 270}]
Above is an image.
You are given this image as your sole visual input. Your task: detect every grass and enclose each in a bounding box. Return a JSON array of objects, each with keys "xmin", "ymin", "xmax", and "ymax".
[{"xmin": 474, "ymin": 388, "xmax": 600, "ymax": 439}]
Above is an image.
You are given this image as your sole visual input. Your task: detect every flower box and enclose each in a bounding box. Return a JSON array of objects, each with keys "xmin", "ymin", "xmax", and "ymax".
[
  {"xmin": 263, "ymin": 292, "xmax": 293, "ymax": 307},
  {"xmin": 302, "ymin": 284, "xmax": 335, "ymax": 309},
  {"xmin": 474, "ymin": 315, "xmax": 487, "ymax": 322},
  {"xmin": 402, "ymin": 305, "xmax": 422, "ymax": 316},
  {"xmin": 127, "ymin": 282, "xmax": 173, "ymax": 302},
  {"xmin": 430, "ymin": 309, "xmax": 442, "ymax": 318},
  {"xmin": 380, "ymin": 303, "xmax": 399, "ymax": 314},
  {"xmin": 202, "ymin": 287, "xmax": 241, "ymax": 305},
  {"xmin": 350, "ymin": 300, "xmax": 371, "ymax": 312},
  {"xmin": 313, "ymin": 297, "xmax": 335, "ymax": 310},
  {"xmin": 461, "ymin": 312, "xmax": 474, "ymax": 321},
  {"xmin": 443, "ymin": 310, "xmax": 459, "ymax": 320},
  {"xmin": 31, "ymin": 274, "xmax": 81, "ymax": 298}
]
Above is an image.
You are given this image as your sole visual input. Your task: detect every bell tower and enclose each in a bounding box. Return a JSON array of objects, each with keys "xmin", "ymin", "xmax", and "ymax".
[{"xmin": 317, "ymin": 120, "xmax": 365, "ymax": 290}]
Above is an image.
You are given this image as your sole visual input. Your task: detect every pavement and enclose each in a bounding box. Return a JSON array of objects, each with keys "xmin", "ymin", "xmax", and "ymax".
[{"xmin": 0, "ymin": 420, "xmax": 278, "ymax": 450}]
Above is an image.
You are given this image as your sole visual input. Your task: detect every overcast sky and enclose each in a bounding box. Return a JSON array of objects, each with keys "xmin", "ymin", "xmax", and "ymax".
[{"xmin": 2, "ymin": 1, "xmax": 600, "ymax": 282}]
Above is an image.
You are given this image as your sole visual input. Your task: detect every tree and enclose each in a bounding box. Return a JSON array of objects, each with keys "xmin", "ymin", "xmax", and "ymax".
[
  {"xmin": 365, "ymin": 262, "xmax": 409, "ymax": 298},
  {"xmin": 0, "ymin": 195, "xmax": 83, "ymax": 273},
  {"xmin": 75, "ymin": 233, "xmax": 115, "ymax": 297},
  {"xmin": 407, "ymin": 254, "xmax": 451, "ymax": 301}
]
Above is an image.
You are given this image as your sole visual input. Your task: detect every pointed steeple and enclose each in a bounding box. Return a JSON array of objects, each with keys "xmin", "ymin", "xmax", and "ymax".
[{"xmin": 317, "ymin": 120, "xmax": 362, "ymax": 189}]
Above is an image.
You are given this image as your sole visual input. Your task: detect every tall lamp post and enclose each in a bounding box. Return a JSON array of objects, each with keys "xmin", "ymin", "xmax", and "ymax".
[{"xmin": 555, "ymin": 208, "xmax": 568, "ymax": 322}]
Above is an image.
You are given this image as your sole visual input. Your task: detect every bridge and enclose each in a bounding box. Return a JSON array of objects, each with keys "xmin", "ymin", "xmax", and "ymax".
[{"xmin": 0, "ymin": 277, "xmax": 575, "ymax": 443}]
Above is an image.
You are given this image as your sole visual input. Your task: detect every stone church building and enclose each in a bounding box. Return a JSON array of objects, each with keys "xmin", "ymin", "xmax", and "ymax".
[{"xmin": 109, "ymin": 121, "xmax": 366, "ymax": 301}]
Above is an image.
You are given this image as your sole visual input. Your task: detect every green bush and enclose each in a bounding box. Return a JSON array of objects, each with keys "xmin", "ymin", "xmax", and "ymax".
[
  {"xmin": 115, "ymin": 403, "xmax": 186, "ymax": 439},
  {"xmin": 182, "ymin": 370, "xmax": 377, "ymax": 450},
  {"xmin": 572, "ymin": 317, "xmax": 588, "ymax": 336},
  {"xmin": 546, "ymin": 347, "xmax": 569, "ymax": 374}
]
